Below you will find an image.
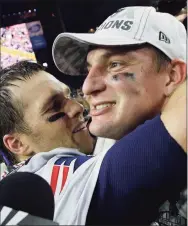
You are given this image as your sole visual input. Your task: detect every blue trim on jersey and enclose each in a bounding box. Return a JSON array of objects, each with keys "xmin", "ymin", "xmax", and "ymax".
[
  {"xmin": 54, "ymin": 156, "xmax": 92, "ymax": 171},
  {"xmin": 74, "ymin": 156, "xmax": 93, "ymax": 171},
  {"xmin": 54, "ymin": 157, "xmax": 76, "ymax": 166}
]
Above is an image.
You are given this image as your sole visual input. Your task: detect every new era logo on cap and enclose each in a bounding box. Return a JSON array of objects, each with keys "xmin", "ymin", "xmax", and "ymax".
[{"xmin": 159, "ymin": 31, "xmax": 171, "ymax": 44}]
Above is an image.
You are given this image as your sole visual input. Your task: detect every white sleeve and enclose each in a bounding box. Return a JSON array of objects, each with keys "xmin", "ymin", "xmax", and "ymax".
[{"xmin": 93, "ymin": 137, "xmax": 116, "ymax": 155}]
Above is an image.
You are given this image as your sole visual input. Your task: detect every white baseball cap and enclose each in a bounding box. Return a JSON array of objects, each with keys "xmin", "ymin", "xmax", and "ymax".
[{"xmin": 52, "ymin": 6, "xmax": 186, "ymax": 76}]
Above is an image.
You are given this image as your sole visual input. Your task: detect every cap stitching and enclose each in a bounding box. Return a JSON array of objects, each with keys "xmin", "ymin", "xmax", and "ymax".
[
  {"xmin": 139, "ymin": 8, "xmax": 153, "ymax": 40},
  {"xmin": 134, "ymin": 8, "xmax": 147, "ymax": 39}
]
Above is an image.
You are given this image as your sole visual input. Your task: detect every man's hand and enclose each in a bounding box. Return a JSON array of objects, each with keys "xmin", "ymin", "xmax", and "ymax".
[{"xmin": 161, "ymin": 82, "xmax": 186, "ymax": 152}]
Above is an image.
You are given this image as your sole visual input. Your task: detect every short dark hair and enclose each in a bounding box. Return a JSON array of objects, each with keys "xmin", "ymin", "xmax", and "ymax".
[
  {"xmin": 0, "ymin": 61, "xmax": 44, "ymax": 165},
  {"xmin": 150, "ymin": 45, "xmax": 172, "ymax": 72},
  {"xmin": 129, "ymin": 44, "xmax": 171, "ymax": 71}
]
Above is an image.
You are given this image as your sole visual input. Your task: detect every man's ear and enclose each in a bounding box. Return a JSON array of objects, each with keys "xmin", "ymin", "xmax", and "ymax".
[
  {"xmin": 164, "ymin": 59, "xmax": 186, "ymax": 96},
  {"xmin": 3, "ymin": 134, "xmax": 26, "ymax": 156}
]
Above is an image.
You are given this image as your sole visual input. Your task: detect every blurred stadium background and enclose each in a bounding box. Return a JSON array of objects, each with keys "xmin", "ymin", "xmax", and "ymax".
[{"xmin": 1, "ymin": 0, "xmax": 186, "ymax": 90}]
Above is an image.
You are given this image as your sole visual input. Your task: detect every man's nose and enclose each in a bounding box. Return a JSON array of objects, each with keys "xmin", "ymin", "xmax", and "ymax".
[
  {"xmin": 82, "ymin": 66, "xmax": 106, "ymax": 96},
  {"xmin": 65, "ymin": 99, "xmax": 84, "ymax": 119}
]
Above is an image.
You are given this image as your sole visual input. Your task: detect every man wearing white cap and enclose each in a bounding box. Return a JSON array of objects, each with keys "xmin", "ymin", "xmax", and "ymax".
[
  {"xmin": 53, "ymin": 6, "xmax": 186, "ymax": 140},
  {"xmin": 52, "ymin": 6, "xmax": 186, "ymax": 225}
]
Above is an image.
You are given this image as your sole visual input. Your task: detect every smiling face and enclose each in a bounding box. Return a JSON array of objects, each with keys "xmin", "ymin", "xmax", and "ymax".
[
  {"xmin": 83, "ymin": 46, "xmax": 171, "ymax": 140},
  {"xmin": 9, "ymin": 71, "xmax": 94, "ymax": 156}
]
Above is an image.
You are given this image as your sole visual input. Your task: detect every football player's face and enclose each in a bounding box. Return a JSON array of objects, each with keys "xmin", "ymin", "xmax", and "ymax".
[
  {"xmin": 83, "ymin": 46, "xmax": 169, "ymax": 139},
  {"xmin": 10, "ymin": 71, "xmax": 95, "ymax": 155}
]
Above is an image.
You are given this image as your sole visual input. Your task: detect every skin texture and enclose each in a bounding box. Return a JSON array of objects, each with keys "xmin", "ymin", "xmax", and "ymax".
[
  {"xmin": 83, "ymin": 47, "xmax": 186, "ymax": 140},
  {"xmin": 3, "ymin": 71, "xmax": 95, "ymax": 161}
]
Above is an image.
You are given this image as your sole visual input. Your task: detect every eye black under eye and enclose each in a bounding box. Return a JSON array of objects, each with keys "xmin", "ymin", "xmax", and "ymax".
[
  {"xmin": 48, "ymin": 112, "xmax": 66, "ymax": 122},
  {"xmin": 124, "ymin": 72, "xmax": 135, "ymax": 79},
  {"xmin": 112, "ymin": 72, "xmax": 135, "ymax": 81}
]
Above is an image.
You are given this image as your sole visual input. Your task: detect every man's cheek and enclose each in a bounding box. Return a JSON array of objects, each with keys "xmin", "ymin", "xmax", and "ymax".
[{"xmin": 118, "ymin": 81, "xmax": 141, "ymax": 98}]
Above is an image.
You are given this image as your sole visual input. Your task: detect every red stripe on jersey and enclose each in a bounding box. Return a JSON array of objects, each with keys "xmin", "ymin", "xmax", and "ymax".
[
  {"xmin": 50, "ymin": 165, "xmax": 60, "ymax": 194},
  {"xmin": 60, "ymin": 166, "xmax": 69, "ymax": 192}
]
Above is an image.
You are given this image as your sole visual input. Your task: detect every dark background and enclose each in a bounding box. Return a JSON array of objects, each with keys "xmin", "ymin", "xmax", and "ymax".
[{"xmin": 0, "ymin": 0, "xmax": 187, "ymax": 88}]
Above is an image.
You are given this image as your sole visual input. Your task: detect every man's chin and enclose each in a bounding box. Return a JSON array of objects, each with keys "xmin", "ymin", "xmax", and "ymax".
[
  {"xmin": 89, "ymin": 122, "xmax": 109, "ymax": 138},
  {"xmin": 89, "ymin": 121, "xmax": 124, "ymax": 140}
]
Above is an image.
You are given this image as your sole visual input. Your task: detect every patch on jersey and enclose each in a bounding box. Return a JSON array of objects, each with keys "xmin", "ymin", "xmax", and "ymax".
[{"xmin": 50, "ymin": 157, "xmax": 76, "ymax": 195}]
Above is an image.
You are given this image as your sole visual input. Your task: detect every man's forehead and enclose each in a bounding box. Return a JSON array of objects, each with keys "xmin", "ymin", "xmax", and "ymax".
[
  {"xmin": 87, "ymin": 47, "xmax": 134, "ymax": 61},
  {"xmin": 27, "ymin": 73, "xmax": 69, "ymax": 97},
  {"xmin": 87, "ymin": 47, "xmax": 115, "ymax": 59},
  {"xmin": 16, "ymin": 71, "xmax": 67, "ymax": 91},
  {"xmin": 87, "ymin": 45, "xmax": 154, "ymax": 64},
  {"xmin": 9, "ymin": 71, "xmax": 69, "ymax": 108}
]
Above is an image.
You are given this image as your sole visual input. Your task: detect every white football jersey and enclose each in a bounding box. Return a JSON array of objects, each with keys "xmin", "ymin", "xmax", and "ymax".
[{"xmin": 17, "ymin": 147, "xmax": 108, "ymax": 225}]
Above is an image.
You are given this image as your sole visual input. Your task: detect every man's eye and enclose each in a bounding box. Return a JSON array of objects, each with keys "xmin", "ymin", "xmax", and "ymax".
[
  {"xmin": 110, "ymin": 62, "xmax": 121, "ymax": 69},
  {"xmin": 51, "ymin": 100, "xmax": 62, "ymax": 112}
]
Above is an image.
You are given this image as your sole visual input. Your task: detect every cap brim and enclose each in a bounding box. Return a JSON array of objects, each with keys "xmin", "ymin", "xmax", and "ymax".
[{"xmin": 52, "ymin": 33, "xmax": 145, "ymax": 76}]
